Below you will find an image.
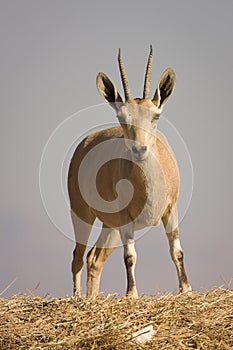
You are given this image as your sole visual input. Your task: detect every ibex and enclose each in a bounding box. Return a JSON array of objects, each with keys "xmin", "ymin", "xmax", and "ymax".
[{"xmin": 68, "ymin": 46, "xmax": 192, "ymax": 297}]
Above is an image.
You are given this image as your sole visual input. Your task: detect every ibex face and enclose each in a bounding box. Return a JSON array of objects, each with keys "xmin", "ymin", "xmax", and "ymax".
[
  {"xmin": 96, "ymin": 46, "xmax": 176, "ymax": 161},
  {"xmin": 117, "ymin": 100, "xmax": 160, "ymax": 161}
]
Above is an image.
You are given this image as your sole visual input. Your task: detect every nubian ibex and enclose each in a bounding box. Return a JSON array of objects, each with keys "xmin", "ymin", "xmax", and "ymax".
[{"xmin": 68, "ymin": 46, "xmax": 192, "ymax": 297}]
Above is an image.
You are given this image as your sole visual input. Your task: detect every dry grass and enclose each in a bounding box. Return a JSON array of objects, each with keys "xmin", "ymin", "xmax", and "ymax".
[{"xmin": 0, "ymin": 288, "xmax": 232, "ymax": 349}]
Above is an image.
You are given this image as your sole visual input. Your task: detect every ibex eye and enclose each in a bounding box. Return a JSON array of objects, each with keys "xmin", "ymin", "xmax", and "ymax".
[{"xmin": 152, "ymin": 115, "xmax": 159, "ymax": 122}]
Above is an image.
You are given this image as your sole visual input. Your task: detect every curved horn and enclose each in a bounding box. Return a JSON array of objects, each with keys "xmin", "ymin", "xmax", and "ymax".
[
  {"xmin": 143, "ymin": 45, "xmax": 153, "ymax": 99},
  {"xmin": 118, "ymin": 49, "xmax": 132, "ymax": 101}
]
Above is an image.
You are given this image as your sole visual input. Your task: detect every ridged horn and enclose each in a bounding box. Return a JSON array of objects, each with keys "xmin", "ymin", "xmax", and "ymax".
[
  {"xmin": 143, "ymin": 45, "xmax": 153, "ymax": 99},
  {"xmin": 118, "ymin": 48, "xmax": 132, "ymax": 101}
]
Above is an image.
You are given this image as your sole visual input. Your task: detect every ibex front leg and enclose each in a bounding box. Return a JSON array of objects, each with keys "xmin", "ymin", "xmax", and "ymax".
[
  {"xmin": 120, "ymin": 222, "xmax": 138, "ymax": 297},
  {"xmin": 162, "ymin": 205, "xmax": 192, "ymax": 293}
]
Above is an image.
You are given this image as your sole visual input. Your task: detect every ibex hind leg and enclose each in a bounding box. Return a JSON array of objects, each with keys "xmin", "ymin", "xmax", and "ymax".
[
  {"xmin": 71, "ymin": 209, "xmax": 96, "ymax": 296},
  {"xmin": 86, "ymin": 225, "xmax": 120, "ymax": 297},
  {"xmin": 162, "ymin": 205, "xmax": 192, "ymax": 293}
]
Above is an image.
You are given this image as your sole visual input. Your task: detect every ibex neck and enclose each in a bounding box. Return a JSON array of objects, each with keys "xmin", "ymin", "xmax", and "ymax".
[{"xmin": 132, "ymin": 150, "xmax": 160, "ymax": 188}]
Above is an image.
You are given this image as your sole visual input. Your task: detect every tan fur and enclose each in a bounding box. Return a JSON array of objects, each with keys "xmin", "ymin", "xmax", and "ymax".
[{"xmin": 68, "ymin": 50, "xmax": 191, "ymax": 297}]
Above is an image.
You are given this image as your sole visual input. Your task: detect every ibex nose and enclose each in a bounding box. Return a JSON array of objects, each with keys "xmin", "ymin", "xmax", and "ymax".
[{"xmin": 132, "ymin": 145, "xmax": 147, "ymax": 156}]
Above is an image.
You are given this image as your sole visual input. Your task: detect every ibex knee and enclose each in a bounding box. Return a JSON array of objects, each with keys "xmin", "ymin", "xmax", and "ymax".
[
  {"xmin": 172, "ymin": 249, "xmax": 184, "ymax": 263},
  {"xmin": 87, "ymin": 246, "xmax": 96, "ymax": 267},
  {"xmin": 124, "ymin": 254, "xmax": 136, "ymax": 268},
  {"xmin": 86, "ymin": 246, "xmax": 103, "ymax": 274}
]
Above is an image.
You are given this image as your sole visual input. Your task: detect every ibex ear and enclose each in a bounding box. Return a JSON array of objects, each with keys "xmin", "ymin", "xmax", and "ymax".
[
  {"xmin": 152, "ymin": 68, "xmax": 176, "ymax": 110},
  {"xmin": 96, "ymin": 72, "xmax": 123, "ymax": 111}
]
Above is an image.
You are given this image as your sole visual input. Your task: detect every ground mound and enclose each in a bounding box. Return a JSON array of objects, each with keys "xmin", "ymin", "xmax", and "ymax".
[{"xmin": 0, "ymin": 288, "xmax": 232, "ymax": 349}]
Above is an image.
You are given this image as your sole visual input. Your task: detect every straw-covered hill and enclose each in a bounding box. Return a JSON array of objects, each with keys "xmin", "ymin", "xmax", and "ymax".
[{"xmin": 0, "ymin": 288, "xmax": 232, "ymax": 349}]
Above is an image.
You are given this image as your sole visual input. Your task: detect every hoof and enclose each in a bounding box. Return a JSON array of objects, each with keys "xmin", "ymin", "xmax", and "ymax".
[
  {"xmin": 126, "ymin": 288, "xmax": 138, "ymax": 298},
  {"xmin": 180, "ymin": 284, "xmax": 192, "ymax": 294}
]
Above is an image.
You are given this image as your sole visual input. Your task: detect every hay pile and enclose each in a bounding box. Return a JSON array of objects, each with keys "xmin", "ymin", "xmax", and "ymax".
[{"xmin": 0, "ymin": 288, "xmax": 232, "ymax": 349}]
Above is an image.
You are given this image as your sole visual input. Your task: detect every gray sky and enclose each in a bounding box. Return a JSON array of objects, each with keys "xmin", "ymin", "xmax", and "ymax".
[{"xmin": 0, "ymin": 0, "xmax": 233, "ymax": 298}]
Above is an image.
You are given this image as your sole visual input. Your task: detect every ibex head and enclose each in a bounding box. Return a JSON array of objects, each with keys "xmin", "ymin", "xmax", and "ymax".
[{"xmin": 96, "ymin": 46, "xmax": 176, "ymax": 161}]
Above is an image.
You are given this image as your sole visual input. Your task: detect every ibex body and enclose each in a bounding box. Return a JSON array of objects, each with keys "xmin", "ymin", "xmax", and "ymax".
[{"xmin": 68, "ymin": 47, "xmax": 191, "ymax": 297}]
